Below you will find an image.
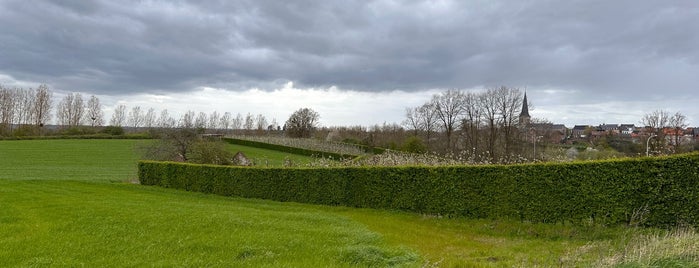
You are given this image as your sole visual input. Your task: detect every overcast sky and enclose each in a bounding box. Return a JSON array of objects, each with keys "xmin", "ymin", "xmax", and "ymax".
[{"xmin": 1, "ymin": 0, "xmax": 698, "ymax": 127}]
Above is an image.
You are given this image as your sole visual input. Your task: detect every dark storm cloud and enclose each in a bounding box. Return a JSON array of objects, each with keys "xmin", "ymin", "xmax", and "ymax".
[{"xmin": 1, "ymin": 0, "xmax": 698, "ymax": 100}]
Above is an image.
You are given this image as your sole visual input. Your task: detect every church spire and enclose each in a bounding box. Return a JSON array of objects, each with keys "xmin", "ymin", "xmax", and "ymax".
[{"xmin": 519, "ymin": 92, "xmax": 530, "ymax": 125}]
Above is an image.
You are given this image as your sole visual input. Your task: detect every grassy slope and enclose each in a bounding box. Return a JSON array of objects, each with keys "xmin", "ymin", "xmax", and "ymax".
[
  {"xmin": 2, "ymin": 139, "xmax": 691, "ymax": 267},
  {"xmin": 0, "ymin": 180, "xmax": 415, "ymax": 267},
  {"xmin": 0, "ymin": 139, "xmax": 142, "ymax": 181}
]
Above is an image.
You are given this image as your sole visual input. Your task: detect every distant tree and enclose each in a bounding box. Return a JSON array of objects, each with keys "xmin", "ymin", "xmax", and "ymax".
[
  {"xmin": 128, "ymin": 106, "xmax": 144, "ymax": 128},
  {"xmin": 208, "ymin": 111, "xmax": 220, "ymax": 130},
  {"xmin": 56, "ymin": 93, "xmax": 85, "ymax": 127},
  {"xmin": 110, "ymin": 104, "xmax": 127, "ymax": 127},
  {"xmin": 255, "ymin": 114, "xmax": 267, "ymax": 132},
  {"xmin": 85, "ymin": 95, "xmax": 104, "ymax": 127},
  {"xmin": 431, "ymin": 89, "xmax": 466, "ymax": 151},
  {"xmin": 194, "ymin": 112, "xmax": 207, "ymax": 130},
  {"xmin": 232, "ymin": 113, "xmax": 243, "ymax": 130},
  {"xmin": 33, "ymin": 84, "xmax": 53, "ymax": 128},
  {"xmin": 179, "ymin": 110, "xmax": 195, "ymax": 129},
  {"xmin": 219, "ymin": 112, "xmax": 232, "ymax": 132},
  {"xmin": 285, "ymin": 108, "xmax": 320, "ymax": 138},
  {"xmin": 668, "ymin": 111, "xmax": 688, "ymax": 153},
  {"xmin": 244, "ymin": 113, "xmax": 254, "ymax": 131},
  {"xmin": 143, "ymin": 107, "xmax": 156, "ymax": 128},
  {"xmin": 641, "ymin": 109, "xmax": 670, "ymax": 155},
  {"xmin": 157, "ymin": 109, "xmax": 175, "ymax": 128},
  {"xmin": 0, "ymin": 86, "xmax": 16, "ymax": 134}
]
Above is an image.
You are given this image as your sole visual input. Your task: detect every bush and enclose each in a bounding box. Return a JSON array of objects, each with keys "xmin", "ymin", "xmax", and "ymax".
[
  {"xmin": 101, "ymin": 126, "xmax": 125, "ymax": 135},
  {"xmin": 139, "ymin": 153, "xmax": 699, "ymax": 228}
]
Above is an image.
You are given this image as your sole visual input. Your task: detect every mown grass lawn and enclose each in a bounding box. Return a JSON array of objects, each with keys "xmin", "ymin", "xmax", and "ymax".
[{"xmin": 1, "ymin": 139, "xmax": 693, "ymax": 267}]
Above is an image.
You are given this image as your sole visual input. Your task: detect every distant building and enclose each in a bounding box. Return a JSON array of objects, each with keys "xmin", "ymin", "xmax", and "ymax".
[
  {"xmin": 519, "ymin": 92, "xmax": 530, "ymax": 125},
  {"xmin": 571, "ymin": 125, "xmax": 590, "ymax": 139}
]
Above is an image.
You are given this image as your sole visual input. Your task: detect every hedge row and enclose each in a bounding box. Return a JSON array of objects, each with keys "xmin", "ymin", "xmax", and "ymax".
[
  {"xmin": 223, "ymin": 138, "xmax": 358, "ymax": 160},
  {"xmin": 138, "ymin": 153, "xmax": 699, "ymax": 228}
]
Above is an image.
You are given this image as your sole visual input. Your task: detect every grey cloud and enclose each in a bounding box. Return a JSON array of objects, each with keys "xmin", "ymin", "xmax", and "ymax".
[{"xmin": 1, "ymin": 0, "xmax": 698, "ymax": 103}]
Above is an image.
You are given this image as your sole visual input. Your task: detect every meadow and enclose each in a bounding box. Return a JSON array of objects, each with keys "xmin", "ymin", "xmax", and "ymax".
[{"xmin": 1, "ymin": 139, "xmax": 696, "ymax": 267}]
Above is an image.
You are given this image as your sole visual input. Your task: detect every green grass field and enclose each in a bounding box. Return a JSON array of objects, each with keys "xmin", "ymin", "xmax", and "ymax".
[
  {"xmin": 225, "ymin": 143, "xmax": 316, "ymax": 167},
  {"xmin": 1, "ymin": 139, "xmax": 695, "ymax": 267}
]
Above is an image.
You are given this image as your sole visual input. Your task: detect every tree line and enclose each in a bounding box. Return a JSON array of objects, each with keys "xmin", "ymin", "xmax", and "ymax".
[
  {"xmin": 1, "ymin": 84, "xmax": 322, "ymax": 139},
  {"xmin": 402, "ymin": 86, "xmax": 532, "ymax": 163}
]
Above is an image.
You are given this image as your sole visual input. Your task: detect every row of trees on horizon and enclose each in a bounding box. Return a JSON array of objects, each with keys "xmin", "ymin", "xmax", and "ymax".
[{"xmin": 0, "ymin": 84, "xmax": 300, "ymax": 136}]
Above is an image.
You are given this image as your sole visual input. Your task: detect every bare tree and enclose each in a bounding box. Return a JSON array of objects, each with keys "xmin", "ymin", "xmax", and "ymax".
[
  {"xmin": 668, "ymin": 111, "xmax": 688, "ymax": 153},
  {"xmin": 431, "ymin": 89, "xmax": 466, "ymax": 151},
  {"xmin": 179, "ymin": 110, "xmax": 195, "ymax": 129},
  {"xmin": 403, "ymin": 106, "xmax": 422, "ymax": 136},
  {"xmin": 232, "ymin": 113, "xmax": 243, "ymax": 130},
  {"xmin": 85, "ymin": 95, "xmax": 104, "ymax": 127},
  {"xmin": 56, "ymin": 93, "xmax": 85, "ymax": 127},
  {"xmin": 110, "ymin": 104, "xmax": 127, "ymax": 127},
  {"xmin": 128, "ymin": 106, "xmax": 144, "ymax": 128},
  {"xmin": 641, "ymin": 109, "xmax": 670, "ymax": 155},
  {"xmin": 480, "ymin": 88, "xmax": 500, "ymax": 160},
  {"xmin": 143, "ymin": 107, "xmax": 156, "ymax": 128},
  {"xmin": 14, "ymin": 88, "xmax": 35, "ymax": 126},
  {"xmin": 244, "ymin": 113, "xmax": 254, "ymax": 131},
  {"xmin": 461, "ymin": 91, "xmax": 482, "ymax": 156},
  {"xmin": 194, "ymin": 112, "xmax": 207, "ymax": 130},
  {"xmin": 208, "ymin": 111, "xmax": 220, "ymax": 130},
  {"xmin": 219, "ymin": 112, "xmax": 232, "ymax": 132},
  {"xmin": 285, "ymin": 108, "xmax": 320, "ymax": 138},
  {"xmin": 495, "ymin": 86, "xmax": 524, "ymax": 159},
  {"xmin": 0, "ymin": 86, "xmax": 16, "ymax": 134},
  {"xmin": 33, "ymin": 84, "xmax": 52, "ymax": 128},
  {"xmin": 157, "ymin": 109, "xmax": 175, "ymax": 128},
  {"xmin": 255, "ymin": 114, "xmax": 268, "ymax": 132}
]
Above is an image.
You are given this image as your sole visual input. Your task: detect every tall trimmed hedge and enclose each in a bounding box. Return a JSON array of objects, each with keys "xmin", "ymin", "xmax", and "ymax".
[
  {"xmin": 223, "ymin": 138, "xmax": 358, "ymax": 160},
  {"xmin": 139, "ymin": 153, "xmax": 699, "ymax": 228}
]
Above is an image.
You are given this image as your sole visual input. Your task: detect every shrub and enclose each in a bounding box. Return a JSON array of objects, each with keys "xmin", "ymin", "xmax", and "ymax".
[{"xmin": 139, "ymin": 153, "xmax": 699, "ymax": 228}]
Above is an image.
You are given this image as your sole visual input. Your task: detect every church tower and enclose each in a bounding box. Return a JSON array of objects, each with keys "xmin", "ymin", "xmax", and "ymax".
[{"xmin": 519, "ymin": 92, "xmax": 531, "ymax": 125}]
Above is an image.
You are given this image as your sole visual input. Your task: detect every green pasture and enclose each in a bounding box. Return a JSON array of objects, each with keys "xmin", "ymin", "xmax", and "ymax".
[
  {"xmin": 0, "ymin": 139, "xmax": 695, "ymax": 267},
  {"xmin": 225, "ymin": 143, "xmax": 316, "ymax": 167}
]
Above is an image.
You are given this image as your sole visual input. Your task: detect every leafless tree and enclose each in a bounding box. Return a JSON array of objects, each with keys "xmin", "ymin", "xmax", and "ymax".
[
  {"xmin": 194, "ymin": 112, "xmax": 207, "ymax": 130},
  {"xmin": 208, "ymin": 111, "xmax": 220, "ymax": 130},
  {"xmin": 56, "ymin": 93, "xmax": 85, "ymax": 127},
  {"xmin": 431, "ymin": 89, "xmax": 466, "ymax": 151},
  {"xmin": 110, "ymin": 104, "xmax": 127, "ymax": 127},
  {"xmin": 479, "ymin": 88, "xmax": 500, "ymax": 159},
  {"xmin": 219, "ymin": 112, "xmax": 232, "ymax": 132},
  {"xmin": 0, "ymin": 86, "xmax": 16, "ymax": 133},
  {"xmin": 244, "ymin": 113, "xmax": 255, "ymax": 131},
  {"xmin": 157, "ymin": 109, "xmax": 175, "ymax": 128},
  {"xmin": 85, "ymin": 95, "xmax": 104, "ymax": 127},
  {"xmin": 285, "ymin": 108, "xmax": 319, "ymax": 138},
  {"xmin": 495, "ymin": 86, "xmax": 524, "ymax": 159},
  {"xmin": 403, "ymin": 106, "xmax": 422, "ymax": 136},
  {"xmin": 255, "ymin": 114, "xmax": 268, "ymax": 132},
  {"xmin": 143, "ymin": 107, "xmax": 156, "ymax": 128},
  {"xmin": 668, "ymin": 111, "xmax": 688, "ymax": 153},
  {"xmin": 128, "ymin": 106, "xmax": 144, "ymax": 128},
  {"xmin": 179, "ymin": 110, "xmax": 195, "ymax": 129},
  {"xmin": 232, "ymin": 113, "xmax": 243, "ymax": 130},
  {"xmin": 641, "ymin": 109, "xmax": 670, "ymax": 155},
  {"xmin": 14, "ymin": 88, "xmax": 35, "ymax": 126},
  {"xmin": 33, "ymin": 84, "xmax": 52, "ymax": 128},
  {"xmin": 461, "ymin": 91, "xmax": 482, "ymax": 156}
]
